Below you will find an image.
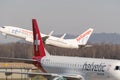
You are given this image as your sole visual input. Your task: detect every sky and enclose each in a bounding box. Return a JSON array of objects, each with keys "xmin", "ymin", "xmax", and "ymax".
[{"xmin": 0, "ymin": 0, "xmax": 120, "ymax": 43}]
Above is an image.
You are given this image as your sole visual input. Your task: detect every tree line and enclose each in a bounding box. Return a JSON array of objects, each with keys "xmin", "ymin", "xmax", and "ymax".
[{"xmin": 0, "ymin": 42, "xmax": 120, "ymax": 61}]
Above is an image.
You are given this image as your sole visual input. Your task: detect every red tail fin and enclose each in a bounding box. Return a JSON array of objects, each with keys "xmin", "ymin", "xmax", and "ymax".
[{"xmin": 32, "ymin": 19, "xmax": 46, "ymax": 57}]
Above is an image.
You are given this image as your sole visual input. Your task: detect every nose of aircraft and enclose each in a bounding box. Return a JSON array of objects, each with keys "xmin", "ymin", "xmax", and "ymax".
[
  {"xmin": 0, "ymin": 27, "xmax": 2, "ymax": 31},
  {"xmin": 0, "ymin": 26, "xmax": 5, "ymax": 29},
  {"xmin": 0, "ymin": 26, "xmax": 5, "ymax": 32},
  {"xmin": 0, "ymin": 26, "xmax": 4, "ymax": 29},
  {"xmin": 1, "ymin": 26, "xmax": 5, "ymax": 28}
]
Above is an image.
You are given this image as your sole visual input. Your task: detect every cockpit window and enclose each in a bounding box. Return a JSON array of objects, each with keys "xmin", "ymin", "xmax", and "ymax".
[
  {"xmin": 115, "ymin": 66, "xmax": 120, "ymax": 70},
  {"xmin": 2, "ymin": 26, "xmax": 5, "ymax": 28}
]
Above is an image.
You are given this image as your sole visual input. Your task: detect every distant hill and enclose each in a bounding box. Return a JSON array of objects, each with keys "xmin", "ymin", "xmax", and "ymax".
[
  {"xmin": 54, "ymin": 33, "xmax": 120, "ymax": 44},
  {"xmin": 89, "ymin": 33, "xmax": 120, "ymax": 44}
]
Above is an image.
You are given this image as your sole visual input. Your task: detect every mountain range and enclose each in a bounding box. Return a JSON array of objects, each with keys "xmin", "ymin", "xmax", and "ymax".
[{"xmin": 55, "ymin": 33, "xmax": 120, "ymax": 44}]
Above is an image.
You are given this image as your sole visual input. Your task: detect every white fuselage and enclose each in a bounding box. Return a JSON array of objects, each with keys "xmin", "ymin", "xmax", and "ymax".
[
  {"xmin": 0, "ymin": 26, "xmax": 79, "ymax": 48},
  {"xmin": 45, "ymin": 36, "xmax": 79, "ymax": 48},
  {"xmin": 0, "ymin": 26, "xmax": 47, "ymax": 42},
  {"xmin": 39, "ymin": 56, "xmax": 120, "ymax": 80}
]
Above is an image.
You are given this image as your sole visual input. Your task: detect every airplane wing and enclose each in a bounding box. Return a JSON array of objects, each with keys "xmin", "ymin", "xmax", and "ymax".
[
  {"xmin": 0, "ymin": 57, "xmax": 37, "ymax": 64},
  {"xmin": 0, "ymin": 70, "xmax": 83, "ymax": 80}
]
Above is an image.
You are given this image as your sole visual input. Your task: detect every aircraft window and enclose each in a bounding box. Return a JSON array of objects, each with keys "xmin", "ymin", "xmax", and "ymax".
[{"xmin": 115, "ymin": 66, "xmax": 120, "ymax": 70}]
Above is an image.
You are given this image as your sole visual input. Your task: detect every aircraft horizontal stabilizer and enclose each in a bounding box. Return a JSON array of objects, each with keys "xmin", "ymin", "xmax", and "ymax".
[
  {"xmin": 85, "ymin": 44, "xmax": 93, "ymax": 47},
  {"xmin": 79, "ymin": 44, "xmax": 93, "ymax": 48}
]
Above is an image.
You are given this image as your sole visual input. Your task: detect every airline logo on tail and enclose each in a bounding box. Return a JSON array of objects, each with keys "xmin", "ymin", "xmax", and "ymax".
[
  {"xmin": 35, "ymin": 34, "xmax": 40, "ymax": 51},
  {"xmin": 76, "ymin": 28, "xmax": 93, "ymax": 45},
  {"xmin": 32, "ymin": 19, "xmax": 46, "ymax": 57}
]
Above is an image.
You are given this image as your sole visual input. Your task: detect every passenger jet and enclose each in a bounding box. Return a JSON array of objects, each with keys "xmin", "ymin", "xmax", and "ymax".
[
  {"xmin": 0, "ymin": 26, "xmax": 93, "ymax": 49},
  {"xmin": 0, "ymin": 19, "xmax": 120, "ymax": 80}
]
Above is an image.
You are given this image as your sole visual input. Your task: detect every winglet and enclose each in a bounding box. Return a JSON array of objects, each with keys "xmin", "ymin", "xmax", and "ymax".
[
  {"xmin": 60, "ymin": 33, "xmax": 66, "ymax": 39},
  {"xmin": 48, "ymin": 31, "xmax": 54, "ymax": 36},
  {"xmin": 32, "ymin": 19, "xmax": 46, "ymax": 57}
]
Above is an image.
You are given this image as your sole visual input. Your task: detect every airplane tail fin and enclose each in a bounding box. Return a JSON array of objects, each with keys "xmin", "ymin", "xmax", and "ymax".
[
  {"xmin": 32, "ymin": 19, "xmax": 47, "ymax": 57},
  {"xmin": 76, "ymin": 28, "xmax": 93, "ymax": 45}
]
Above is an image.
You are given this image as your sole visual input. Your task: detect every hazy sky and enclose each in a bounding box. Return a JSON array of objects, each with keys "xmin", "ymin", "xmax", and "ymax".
[{"xmin": 0, "ymin": 0, "xmax": 120, "ymax": 35}]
